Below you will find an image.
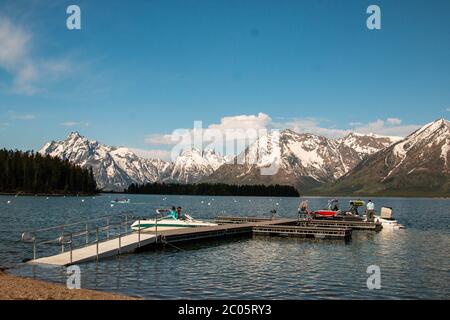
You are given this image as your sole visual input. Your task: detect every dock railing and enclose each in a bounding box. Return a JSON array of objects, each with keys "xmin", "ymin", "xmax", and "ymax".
[{"xmin": 20, "ymin": 212, "xmax": 150, "ymax": 263}]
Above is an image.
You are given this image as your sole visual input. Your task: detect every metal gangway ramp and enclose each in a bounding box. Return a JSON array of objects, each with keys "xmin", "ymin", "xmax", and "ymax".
[{"xmin": 21, "ymin": 213, "xmax": 156, "ymax": 266}]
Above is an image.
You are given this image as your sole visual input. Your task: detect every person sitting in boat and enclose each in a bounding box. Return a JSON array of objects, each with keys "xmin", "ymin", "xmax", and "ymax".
[
  {"xmin": 169, "ymin": 206, "xmax": 178, "ymax": 219},
  {"xmin": 349, "ymin": 201, "xmax": 359, "ymax": 216},
  {"xmin": 177, "ymin": 206, "xmax": 182, "ymax": 219},
  {"xmin": 328, "ymin": 199, "xmax": 339, "ymax": 211}
]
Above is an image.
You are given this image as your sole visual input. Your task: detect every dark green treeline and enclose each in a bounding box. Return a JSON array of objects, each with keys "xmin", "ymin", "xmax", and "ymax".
[
  {"xmin": 0, "ymin": 149, "xmax": 97, "ymax": 195},
  {"xmin": 126, "ymin": 182, "xmax": 299, "ymax": 197}
]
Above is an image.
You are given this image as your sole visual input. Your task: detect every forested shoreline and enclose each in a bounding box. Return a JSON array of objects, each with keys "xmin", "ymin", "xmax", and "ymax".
[
  {"xmin": 125, "ymin": 182, "xmax": 299, "ymax": 197},
  {"xmin": 0, "ymin": 149, "xmax": 97, "ymax": 195}
]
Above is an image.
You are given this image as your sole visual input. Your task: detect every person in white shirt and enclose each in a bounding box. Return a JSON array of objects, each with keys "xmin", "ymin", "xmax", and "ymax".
[{"xmin": 366, "ymin": 200, "xmax": 375, "ymax": 222}]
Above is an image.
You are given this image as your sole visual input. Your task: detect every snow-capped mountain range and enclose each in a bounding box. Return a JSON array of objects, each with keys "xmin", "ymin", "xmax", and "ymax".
[
  {"xmin": 39, "ymin": 129, "xmax": 400, "ymax": 191},
  {"xmin": 205, "ymin": 129, "xmax": 400, "ymax": 190},
  {"xmin": 40, "ymin": 132, "xmax": 235, "ymax": 190}
]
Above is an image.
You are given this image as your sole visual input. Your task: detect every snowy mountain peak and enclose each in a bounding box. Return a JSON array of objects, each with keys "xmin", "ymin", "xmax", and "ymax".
[
  {"xmin": 39, "ymin": 134, "xmax": 171, "ymax": 191},
  {"xmin": 337, "ymin": 132, "xmax": 400, "ymax": 158},
  {"xmin": 68, "ymin": 131, "xmax": 82, "ymax": 139}
]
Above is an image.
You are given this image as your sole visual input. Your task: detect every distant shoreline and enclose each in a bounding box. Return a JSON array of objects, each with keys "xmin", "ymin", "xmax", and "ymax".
[
  {"xmin": 1, "ymin": 191, "xmax": 448, "ymax": 199},
  {"xmin": 0, "ymin": 192, "xmax": 97, "ymax": 197}
]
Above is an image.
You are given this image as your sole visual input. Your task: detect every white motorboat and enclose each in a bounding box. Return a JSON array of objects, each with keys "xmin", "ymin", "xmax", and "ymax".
[
  {"xmin": 111, "ymin": 198, "xmax": 130, "ymax": 204},
  {"xmin": 366, "ymin": 207, "xmax": 405, "ymax": 230},
  {"xmin": 131, "ymin": 209, "xmax": 218, "ymax": 231},
  {"xmin": 374, "ymin": 215, "xmax": 405, "ymax": 229}
]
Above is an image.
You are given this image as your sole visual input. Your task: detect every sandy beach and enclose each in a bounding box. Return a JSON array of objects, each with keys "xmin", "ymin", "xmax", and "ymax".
[{"xmin": 0, "ymin": 271, "xmax": 138, "ymax": 300}]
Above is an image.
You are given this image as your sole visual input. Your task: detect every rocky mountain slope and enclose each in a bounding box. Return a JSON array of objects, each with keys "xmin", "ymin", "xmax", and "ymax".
[
  {"xmin": 318, "ymin": 119, "xmax": 450, "ymax": 196},
  {"xmin": 337, "ymin": 132, "xmax": 402, "ymax": 159}
]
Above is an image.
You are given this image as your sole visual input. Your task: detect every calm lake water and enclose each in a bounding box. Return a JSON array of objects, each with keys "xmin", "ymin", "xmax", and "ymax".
[{"xmin": 1, "ymin": 194, "xmax": 449, "ymax": 299}]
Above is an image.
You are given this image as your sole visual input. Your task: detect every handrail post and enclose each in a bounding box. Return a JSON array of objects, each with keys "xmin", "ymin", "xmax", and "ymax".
[
  {"xmin": 138, "ymin": 218, "xmax": 141, "ymax": 247},
  {"xmin": 96, "ymin": 227, "xmax": 99, "ymax": 261},
  {"xmin": 155, "ymin": 212, "xmax": 158, "ymax": 241},
  {"xmin": 106, "ymin": 217, "xmax": 110, "ymax": 240},
  {"xmin": 70, "ymin": 233, "xmax": 73, "ymax": 264},
  {"xmin": 118, "ymin": 224, "xmax": 122, "ymax": 254},
  {"xmin": 33, "ymin": 237, "xmax": 36, "ymax": 260},
  {"xmin": 85, "ymin": 222, "xmax": 89, "ymax": 245}
]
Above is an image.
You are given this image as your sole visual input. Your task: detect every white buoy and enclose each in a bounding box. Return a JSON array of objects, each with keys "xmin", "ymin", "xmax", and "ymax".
[
  {"xmin": 46, "ymin": 197, "xmax": 49, "ymax": 200},
  {"xmin": 275, "ymin": 203, "xmax": 279, "ymax": 206},
  {"xmin": 81, "ymin": 199, "xmax": 85, "ymax": 202},
  {"xmin": 7, "ymin": 200, "xmax": 11, "ymax": 204},
  {"xmin": 201, "ymin": 201, "xmax": 204, "ymax": 204},
  {"xmin": 207, "ymin": 202, "xmax": 211, "ymax": 206},
  {"xmin": 111, "ymin": 204, "xmax": 114, "ymax": 207}
]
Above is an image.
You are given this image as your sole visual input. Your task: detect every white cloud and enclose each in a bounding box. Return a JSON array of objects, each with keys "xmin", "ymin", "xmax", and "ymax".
[
  {"xmin": 144, "ymin": 133, "xmax": 176, "ymax": 145},
  {"xmin": 60, "ymin": 121, "xmax": 90, "ymax": 127},
  {"xmin": 9, "ymin": 111, "xmax": 35, "ymax": 120},
  {"xmin": 386, "ymin": 118, "xmax": 402, "ymax": 125},
  {"xmin": 352, "ymin": 119, "xmax": 420, "ymax": 137},
  {"xmin": 145, "ymin": 113, "xmax": 273, "ymax": 146},
  {"xmin": 0, "ymin": 17, "xmax": 71, "ymax": 95},
  {"xmin": 208, "ymin": 112, "xmax": 271, "ymax": 131},
  {"xmin": 273, "ymin": 117, "xmax": 351, "ymax": 138},
  {"xmin": 0, "ymin": 18, "xmax": 29, "ymax": 67}
]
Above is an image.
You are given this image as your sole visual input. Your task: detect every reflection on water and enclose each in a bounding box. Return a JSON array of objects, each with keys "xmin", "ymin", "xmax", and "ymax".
[{"xmin": 1, "ymin": 194, "xmax": 450, "ymax": 299}]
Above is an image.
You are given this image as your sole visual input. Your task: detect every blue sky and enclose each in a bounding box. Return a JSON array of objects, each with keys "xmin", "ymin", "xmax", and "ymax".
[{"xmin": 1, "ymin": 0, "xmax": 449, "ymax": 159}]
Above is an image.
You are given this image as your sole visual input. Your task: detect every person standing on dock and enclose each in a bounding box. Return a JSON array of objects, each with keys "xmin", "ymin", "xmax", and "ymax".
[{"xmin": 366, "ymin": 200, "xmax": 375, "ymax": 222}]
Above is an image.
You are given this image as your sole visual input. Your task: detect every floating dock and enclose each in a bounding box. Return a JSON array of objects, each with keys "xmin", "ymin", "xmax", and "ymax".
[
  {"xmin": 31, "ymin": 232, "xmax": 156, "ymax": 266},
  {"xmin": 25, "ymin": 215, "xmax": 381, "ymax": 266},
  {"xmin": 216, "ymin": 216, "xmax": 382, "ymax": 232}
]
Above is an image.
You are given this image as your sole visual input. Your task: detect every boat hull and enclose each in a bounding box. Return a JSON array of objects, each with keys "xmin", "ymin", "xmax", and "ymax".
[
  {"xmin": 131, "ymin": 219, "xmax": 218, "ymax": 231},
  {"xmin": 314, "ymin": 210, "xmax": 338, "ymax": 217}
]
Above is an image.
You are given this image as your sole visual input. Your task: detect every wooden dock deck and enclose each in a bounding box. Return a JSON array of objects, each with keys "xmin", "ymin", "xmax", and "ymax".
[{"xmin": 31, "ymin": 232, "xmax": 156, "ymax": 266}]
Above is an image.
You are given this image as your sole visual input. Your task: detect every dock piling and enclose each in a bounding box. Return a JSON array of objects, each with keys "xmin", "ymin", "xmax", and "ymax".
[
  {"xmin": 96, "ymin": 227, "xmax": 99, "ymax": 261},
  {"xmin": 138, "ymin": 219, "xmax": 141, "ymax": 247},
  {"xmin": 70, "ymin": 233, "xmax": 73, "ymax": 264}
]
